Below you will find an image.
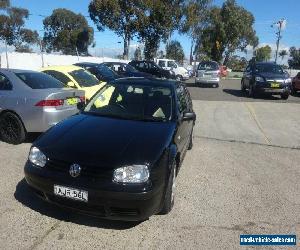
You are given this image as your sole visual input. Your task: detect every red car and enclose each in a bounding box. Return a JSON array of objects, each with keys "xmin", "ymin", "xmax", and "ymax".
[
  {"xmin": 291, "ymin": 72, "xmax": 300, "ymax": 94},
  {"xmin": 219, "ymin": 65, "xmax": 228, "ymax": 77}
]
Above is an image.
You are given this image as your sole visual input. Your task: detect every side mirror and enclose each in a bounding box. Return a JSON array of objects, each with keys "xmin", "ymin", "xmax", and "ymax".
[
  {"xmin": 67, "ymin": 81, "xmax": 76, "ymax": 88},
  {"xmin": 77, "ymin": 101, "xmax": 85, "ymax": 111},
  {"xmin": 182, "ymin": 112, "xmax": 196, "ymax": 121}
]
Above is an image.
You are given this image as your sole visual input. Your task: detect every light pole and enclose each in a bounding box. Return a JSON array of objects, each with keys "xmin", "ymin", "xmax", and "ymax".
[{"xmin": 271, "ymin": 18, "xmax": 285, "ymax": 64}]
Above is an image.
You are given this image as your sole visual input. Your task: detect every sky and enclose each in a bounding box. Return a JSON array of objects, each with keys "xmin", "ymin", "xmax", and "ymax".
[{"xmin": 8, "ymin": 0, "xmax": 300, "ymax": 62}]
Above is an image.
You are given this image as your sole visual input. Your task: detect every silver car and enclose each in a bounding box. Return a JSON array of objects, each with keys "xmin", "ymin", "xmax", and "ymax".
[
  {"xmin": 195, "ymin": 61, "xmax": 220, "ymax": 88},
  {"xmin": 0, "ymin": 69, "xmax": 85, "ymax": 144}
]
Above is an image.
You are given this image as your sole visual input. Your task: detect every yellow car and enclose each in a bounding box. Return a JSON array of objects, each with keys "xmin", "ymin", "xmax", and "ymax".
[{"xmin": 41, "ymin": 65, "xmax": 106, "ymax": 100}]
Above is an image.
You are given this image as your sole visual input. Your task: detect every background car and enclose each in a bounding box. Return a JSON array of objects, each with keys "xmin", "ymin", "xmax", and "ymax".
[
  {"xmin": 74, "ymin": 62, "xmax": 119, "ymax": 82},
  {"xmin": 291, "ymin": 72, "xmax": 300, "ymax": 95},
  {"xmin": 41, "ymin": 65, "xmax": 105, "ymax": 100},
  {"xmin": 0, "ymin": 69, "xmax": 84, "ymax": 144},
  {"xmin": 195, "ymin": 61, "xmax": 220, "ymax": 88},
  {"xmin": 24, "ymin": 78, "xmax": 195, "ymax": 221},
  {"xmin": 129, "ymin": 60, "xmax": 176, "ymax": 79},
  {"xmin": 156, "ymin": 59, "xmax": 190, "ymax": 81},
  {"xmin": 101, "ymin": 62, "xmax": 153, "ymax": 78},
  {"xmin": 241, "ymin": 62, "xmax": 290, "ymax": 99}
]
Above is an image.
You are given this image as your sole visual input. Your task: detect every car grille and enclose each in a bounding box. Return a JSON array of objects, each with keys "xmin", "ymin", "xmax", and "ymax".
[
  {"xmin": 110, "ymin": 207, "xmax": 140, "ymax": 217},
  {"xmin": 46, "ymin": 158, "xmax": 112, "ymax": 179}
]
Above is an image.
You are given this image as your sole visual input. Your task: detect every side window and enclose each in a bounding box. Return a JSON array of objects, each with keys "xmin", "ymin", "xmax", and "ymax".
[
  {"xmin": 158, "ymin": 60, "xmax": 166, "ymax": 67},
  {"xmin": 176, "ymin": 85, "xmax": 187, "ymax": 113},
  {"xmin": 0, "ymin": 74, "xmax": 12, "ymax": 90}
]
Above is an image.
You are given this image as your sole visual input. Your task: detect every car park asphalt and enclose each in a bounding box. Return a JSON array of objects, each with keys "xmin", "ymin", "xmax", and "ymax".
[{"xmin": 1, "ymin": 78, "xmax": 300, "ymax": 249}]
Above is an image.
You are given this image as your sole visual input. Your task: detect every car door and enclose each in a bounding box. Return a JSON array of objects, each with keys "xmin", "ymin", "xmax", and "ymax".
[
  {"xmin": 0, "ymin": 73, "xmax": 14, "ymax": 113},
  {"xmin": 174, "ymin": 84, "xmax": 190, "ymax": 153}
]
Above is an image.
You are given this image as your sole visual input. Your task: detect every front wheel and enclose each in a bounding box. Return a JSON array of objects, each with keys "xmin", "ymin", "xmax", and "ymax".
[
  {"xmin": 159, "ymin": 163, "xmax": 176, "ymax": 215},
  {"xmin": 291, "ymin": 84, "xmax": 297, "ymax": 95},
  {"xmin": 188, "ymin": 128, "xmax": 193, "ymax": 150},
  {"xmin": 281, "ymin": 93, "xmax": 289, "ymax": 100},
  {"xmin": 0, "ymin": 112, "xmax": 26, "ymax": 144},
  {"xmin": 248, "ymin": 84, "xmax": 256, "ymax": 98},
  {"xmin": 176, "ymin": 75, "xmax": 183, "ymax": 81}
]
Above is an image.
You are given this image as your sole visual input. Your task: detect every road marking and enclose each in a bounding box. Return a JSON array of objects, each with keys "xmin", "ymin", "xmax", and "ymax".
[{"xmin": 244, "ymin": 103, "xmax": 271, "ymax": 144}]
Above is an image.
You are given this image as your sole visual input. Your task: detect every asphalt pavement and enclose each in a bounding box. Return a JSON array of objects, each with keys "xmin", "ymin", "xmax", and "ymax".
[
  {"xmin": 0, "ymin": 78, "xmax": 300, "ymax": 249},
  {"xmin": 186, "ymin": 78, "xmax": 300, "ymax": 103}
]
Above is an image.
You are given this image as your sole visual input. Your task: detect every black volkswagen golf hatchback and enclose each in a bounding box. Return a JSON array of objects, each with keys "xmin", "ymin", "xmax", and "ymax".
[{"xmin": 24, "ymin": 78, "xmax": 196, "ymax": 221}]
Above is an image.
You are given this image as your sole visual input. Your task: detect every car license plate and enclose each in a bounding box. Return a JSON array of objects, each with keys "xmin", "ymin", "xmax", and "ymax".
[
  {"xmin": 271, "ymin": 82, "xmax": 280, "ymax": 88},
  {"xmin": 66, "ymin": 98, "xmax": 78, "ymax": 105},
  {"xmin": 54, "ymin": 185, "xmax": 88, "ymax": 202}
]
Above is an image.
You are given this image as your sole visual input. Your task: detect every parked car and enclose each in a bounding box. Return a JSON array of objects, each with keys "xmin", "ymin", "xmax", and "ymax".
[
  {"xmin": 74, "ymin": 62, "xmax": 119, "ymax": 82},
  {"xmin": 241, "ymin": 62, "xmax": 290, "ymax": 99},
  {"xmin": 101, "ymin": 62, "xmax": 152, "ymax": 78},
  {"xmin": 0, "ymin": 69, "xmax": 84, "ymax": 144},
  {"xmin": 291, "ymin": 72, "xmax": 300, "ymax": 94},
  {"xmin": 24, "ymin": 78, "xmax": 196, "ymax": 221},
  {"xmin": 156, "ymin": 59, "xmax": 189, "ymax": 81},
  {"xmin": 195, "ymin": 61, "xmax": 220, "ymax": 88},
  {"xmin": 129, "ymin": 60, "xmax": 176, "ymax": 80},
  {"xmin": 41, "ymin": 65, "xmax": 105, "ymax": 100}
]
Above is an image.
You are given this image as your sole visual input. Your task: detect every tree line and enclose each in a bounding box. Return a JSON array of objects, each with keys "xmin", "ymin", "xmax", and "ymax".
[{"xmin": 0, "ymin": 0, "xmax": 299, "ymax": 68}]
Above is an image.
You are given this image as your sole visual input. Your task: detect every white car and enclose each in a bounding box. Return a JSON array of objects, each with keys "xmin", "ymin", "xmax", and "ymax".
[{"xmin": 156, "ymin": 59, "xmax": 189, "ymax": 81}]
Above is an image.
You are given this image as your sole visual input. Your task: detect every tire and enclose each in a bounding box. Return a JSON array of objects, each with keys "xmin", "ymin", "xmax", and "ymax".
[
  {"xmin": 291, "ymin": 84, "xmax": 297, "ymax": 95},
  {"xmin": 281, "ymin": 93, "xmax": 289, "ymax": 100},
  {"xmin": 160, "ymin": 162, "xmax": 176, "ymax": 215},
  {"xmin": 176, "ymin": 75, "xmax": 182, "ymax": 81},
  {"xmin": 241, "ymin": 80, "xmax": 246, "ymax": 92},
  {"xmin": 248, "ymin": 84, "xmax": 256, "ymax": 98},
  {"xmin": 212, "ymin": 83, "xmax": 219, "ymax": 88},
  {"xmin": 188, "ymin": 128, "xmax": 193, "ymax": 150},
  {"xmin": 0, "ymin": 112, "xmax": 26, "ymax": 144}
]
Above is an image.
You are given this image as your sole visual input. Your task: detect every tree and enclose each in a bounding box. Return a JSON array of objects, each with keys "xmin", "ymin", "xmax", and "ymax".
[
  {"xmin": 279, "ymin": 49, "xmax": 288, "ymax": 62},
  {"xmin": 254, "ymin": 45, "xmax": 272, "ymax": 62},
  {"xmin": 138, "ymin": 0, "xmax": 184, "ymax": 60},
  {"xmin": 89, "ymin": 0, "xmax": 144, "ymax": 59},
  {"xmin": 226, "ymin": 55, "xmax": 247, "ymax": 72},
  {"xmin": 134, "ymin": 46, "xmax": 142, "ymax": 60},
  {"xmin": 166, "ymin": 40, "xmax": 185, "ymax": 63},
  {"xmin": 195, "ymin": 0, "xmax": 258, "ymax": 64},
  {"xmin": 180, "ymin": 0, "xmax": 212, "ymax": 64},
  {"xmin": 43, "ymin": 8, "xmax": 94, "ymax": 55},
  {"xmin": 0, "ymin": 2, "xmax": 38, "ymax": 53},
  {"xmin": 288, "ymin": 47, "xmax": 300, "ymax": 69}
]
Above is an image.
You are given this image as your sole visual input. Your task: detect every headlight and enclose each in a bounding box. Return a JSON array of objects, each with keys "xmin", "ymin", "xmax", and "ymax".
[
  {"xmin": 28, "ymin": 147, "xmax": 47, "ymax": 167},
  {"xmin": 255, "ymin": 76, "xmax": 264, "ymax": 82},
  {"xmin": 285, "ymin": 78, "xmax": 291, "ymax": 84},
  {"xmin": 113, "ymin": 165, "xmax": 149, "ymax": 183}
]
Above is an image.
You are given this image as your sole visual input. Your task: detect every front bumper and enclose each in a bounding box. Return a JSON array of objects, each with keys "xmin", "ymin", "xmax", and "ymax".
[
  {"xmin": 255, "ymin": 83, "xmax": 290, "ymax": 95},
  {"xmin": 24, "ymin": 161, "xmax": 164, "ymax": 221}
]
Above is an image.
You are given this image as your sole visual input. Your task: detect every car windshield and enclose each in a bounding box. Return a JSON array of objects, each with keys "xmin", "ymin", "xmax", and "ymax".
[
  {"xmin": 254, "ymin": 64, "xmax": 285, "ymax": 74},
  {"xmin": 123, "ymin": 64, "xmax": 138, "ymax": 72},
  {"xmin": 69, "ymin": 69, "xmax": 99, "ymax": 87},
  {"xmin": 198, "ymin": 62, "xmax": 219, "ymax": 71},
  {"xmin": 16, "ymin": 72, "xmax": 64, "ymax": 89},
  {"xmin": 96, "ymin": 65, "xmax": 118, "ymax": 78},
  {"xmin": 84, "ymin": 82, "xmax": 173, "ymax": 122}
]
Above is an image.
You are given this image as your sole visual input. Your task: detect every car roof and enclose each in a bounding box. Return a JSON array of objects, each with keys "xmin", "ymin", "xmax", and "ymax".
[
  {"xmin": 254, "ymin": 62, "xmax": 276, "ymax": 66},
  {"xmin": 102, "ymin": 62, "xmax": 125, "ymax": 65},
  {"xmin": 40, "ymin": 65, "xmax": 83, "ymax": 73},
  {"xmin": 112, "ymin": 77, "xmax": 178, "ymax": 88},
  {"xmin": 75, "ymin": 62, "xmax": 100, "ymax": 67}
]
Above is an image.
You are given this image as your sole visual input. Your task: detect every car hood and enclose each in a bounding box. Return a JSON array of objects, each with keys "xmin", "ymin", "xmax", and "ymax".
[
  {"xmin": 256, "ymin": 72, "xmax": 288, "ymax": 80},
  {"xmin": 81, "ymin": 82, "xmax": 106, "ymax": 100},
  {"xmin": 35, "ymin": 114, "xmax": 176, "ymax": 169}
]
